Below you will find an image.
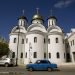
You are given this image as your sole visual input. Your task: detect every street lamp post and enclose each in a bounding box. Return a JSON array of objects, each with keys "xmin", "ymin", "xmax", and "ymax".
[
  {"xmin": 16, "ymin": 25, "xmax": 20, "ymax": 66},
  {"xmin": 29, "ymin": 42, "xmax": 32, "ymax": 63}
]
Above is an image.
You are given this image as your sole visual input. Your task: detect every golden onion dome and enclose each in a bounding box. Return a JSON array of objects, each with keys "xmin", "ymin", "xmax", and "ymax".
[{"xmin": 32, "ymin": 14, "xmax": 44, "ymax": 22}]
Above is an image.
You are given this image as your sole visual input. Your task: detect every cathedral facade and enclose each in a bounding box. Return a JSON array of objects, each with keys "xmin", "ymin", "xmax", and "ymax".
[{"xmin": 9, "ymin": 11, "xmax": 75, "ymax": 66}]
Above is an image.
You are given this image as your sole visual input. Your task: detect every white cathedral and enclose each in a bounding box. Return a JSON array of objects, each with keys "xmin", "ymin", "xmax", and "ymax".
[{"xmin": 9, "ymin": 10, "xmax": 75, "ymax": 66}]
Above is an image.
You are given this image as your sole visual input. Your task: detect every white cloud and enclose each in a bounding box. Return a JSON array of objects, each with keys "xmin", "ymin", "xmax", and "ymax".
[{"xmin": 54, "ymin": 0, "xmax": 74, "ymax": 8}]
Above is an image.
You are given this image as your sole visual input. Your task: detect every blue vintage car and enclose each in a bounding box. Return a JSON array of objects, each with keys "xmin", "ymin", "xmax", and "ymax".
[{"xmin": 26, "ymin": 60, "xmax": 58, "ymax": 71}]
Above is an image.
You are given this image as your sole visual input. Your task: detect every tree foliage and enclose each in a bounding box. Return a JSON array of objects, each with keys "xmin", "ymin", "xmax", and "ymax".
[{"xmin": 0, "ymin": 42, "xmax": 10, "ymax": 57}]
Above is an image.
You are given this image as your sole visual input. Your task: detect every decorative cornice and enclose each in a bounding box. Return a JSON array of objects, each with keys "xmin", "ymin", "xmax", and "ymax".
[
  {"xmin": 48, "ymin": 31, "xmax": 64, "ymax": 36},
  {"xmin": 26, "ymin": 30, "xmax": 47, "ymax": 36},
  {"xmin": 9, "ymin": 32, "xmax": 26, "ymax": 36},
  {"xmin": 9, "ymin": 30, "xmax": 64, "ymax": 37}
]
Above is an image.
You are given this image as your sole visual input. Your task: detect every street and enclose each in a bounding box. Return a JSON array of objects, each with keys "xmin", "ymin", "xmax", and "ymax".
[{"xmin": 0, "ymin": 66, "xmax": 75, "ymax": 75}]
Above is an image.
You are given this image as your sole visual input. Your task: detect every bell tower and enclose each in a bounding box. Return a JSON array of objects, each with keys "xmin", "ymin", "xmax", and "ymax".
[
  {"xmin": 18, "ymin": 10, "xmax": 28, "ymax": 27},
  {"xmin": 48, "ymin": 9, "xmax": 57, "ymax": 27},
  {"xmin": 31, "ymin": 8, "xmax": 44, "ymax": 24}
]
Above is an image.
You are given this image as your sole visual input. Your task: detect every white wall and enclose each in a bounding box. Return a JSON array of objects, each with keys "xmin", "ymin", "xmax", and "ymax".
[
  {"xmin": 9, "ymin": 34, "xmax": 25, "ymax": 65},
  {"xmin": 24, "ymin": 33, "xmax": 46, "ymax": 64},
  {"xmin": 68, "ymin": 34, "xmax": 75, "ymax": 62},
  {"xmin": 48, "ymin": 34, "xmax": 66, "ymax": 64}
]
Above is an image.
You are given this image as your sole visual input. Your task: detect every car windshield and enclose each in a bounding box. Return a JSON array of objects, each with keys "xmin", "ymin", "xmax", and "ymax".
[
  {"xmin": 35, "ymin": 60, "xmax": 51, "ymax": 64},
  {"xmin": 35, "ymin": 60, "xmax": 40, "ymax": 64},
  {"xmin": 46, "ymin": 60, "xmax": 51, "ymax": 63}
]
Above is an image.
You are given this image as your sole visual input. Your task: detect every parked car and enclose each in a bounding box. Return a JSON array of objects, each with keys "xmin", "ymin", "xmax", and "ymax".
[
  {"xmin": 26, "ymin": 60, "xmax": 58, "ymax": 71},
  {"xmin": 0, "ymin": 58, "xmax": 15, "ymax": 67}
]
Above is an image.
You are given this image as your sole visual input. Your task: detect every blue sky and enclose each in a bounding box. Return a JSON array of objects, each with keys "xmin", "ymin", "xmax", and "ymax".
[{"xmin": 0, "ymin": 0, "xmax": 75, "ymax": 40}]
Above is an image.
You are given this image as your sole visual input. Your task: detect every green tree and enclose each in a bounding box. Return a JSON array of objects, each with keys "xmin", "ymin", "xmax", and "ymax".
[{"xmin": 0, "ymin": 42, "xmax": 10, "ymax": 58}]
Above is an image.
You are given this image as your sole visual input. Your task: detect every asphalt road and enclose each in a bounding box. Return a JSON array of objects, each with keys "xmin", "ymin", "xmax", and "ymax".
[{"xmin": 0, "ymin": 66, "xmax": 75, "ymax": 75}]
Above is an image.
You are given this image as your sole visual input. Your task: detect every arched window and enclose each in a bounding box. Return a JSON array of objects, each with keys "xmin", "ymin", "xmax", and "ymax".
[
  {"xmin": 73, "ymin": 40, "xmax": 74, "ymax": 45},
  {"xmin": 67, "ymin": 53, "xmax": 70, "ymax": 61},
  {"xmin": 21, "ymin": 20, "xmax": 22, "ymax": 26},
  {"xmin": 13, "ymin": 38, "xmax": 16, "ymax": 43},
  {"xmin": 22, "ymin": 39, "xmax": 24, "ymax": 44},
  {"xmin": 49, "ymin": 21, "xmax": 50, "ymax": 26},
  {"xmin": 70, "ymin": 41, "xmax": 72, "ymax": 46},
  {"xmin": 64, "ymin": 53, "xmax": 65, "ymax": 58},
  {"xmin": 56, "ymin": 52, "xmax": 60, "ymax": 58},
  {"xmin": 44, "ymin": 53, "xmax": 46, "ymax": 58},
  {"xmin": 48, "ymin": 39, "xmax": 50, "ymax": 44},
  {"xmin": 33, "ymin": 52, "xmax": 37, "ymax": 58},
  {"xmin": 52, "ymin": 20, "xmax": 53, "ymax": 25},
  {"xmin": 63, "ymin": 39, "xmax": 64, "ymax": 44},
  {"xmin": 44, "ymin": 38, "xmax": 45, "ymax": 43},
  {"xmin": 21, "ymin": 52, "xmax": 23, "ymax": 58},
  {"xmin": 34, "ymin": 37, "xmax": 37, "ymax": 43},
  {"xmin": 25, "ymin": 52, "xmax": 27, "ymax": 58},
  {"xmin": 12, "ymin": 52, "xmax": 15, "ymax": 58},
  {"xmin": 49, "ymin": 53, "xmax": 51, "ymax": 58},
  {"xmin": 56, "ymin": 38, "xmax": 58, "ymax": 43}
]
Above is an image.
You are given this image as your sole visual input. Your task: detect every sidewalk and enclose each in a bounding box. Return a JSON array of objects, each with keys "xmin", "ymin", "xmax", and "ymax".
[{"xmin": 58, "ymin": 63, "xmax": 75, "ymax": 68}]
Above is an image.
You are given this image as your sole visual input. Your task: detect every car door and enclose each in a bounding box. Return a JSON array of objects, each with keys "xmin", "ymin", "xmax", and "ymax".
[
  {"xmin": 40, "ymin": 60, "xmax": 49, "ymax": 70},
  {"xmin": 36, "ymin": 60, "xmax": 47, "ymax": 70},
  {"xmin": 34, "ymin": 60, "xmax": 42, "ymax": 70},
  {"xmin": 0, "ymin": 59, "xmax": 4, "ymax": 65}
]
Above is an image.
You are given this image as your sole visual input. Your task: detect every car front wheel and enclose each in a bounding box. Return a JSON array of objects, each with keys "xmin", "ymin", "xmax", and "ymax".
[
  {"xmin": 47, "ymin": 67, "xmax": 52, "ymax": 72},
  {"xmin": 29, "ymin": 67, "xmax": 33, "ymax": 71}
]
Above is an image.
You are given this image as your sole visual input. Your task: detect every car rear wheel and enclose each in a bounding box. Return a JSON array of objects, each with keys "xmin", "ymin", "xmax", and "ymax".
[
  {"xmin": 5, "ymin": 63, "xmax": 9, "ymax": 67},
  {"xmin": 29, "ymin": 68, "xmax": 33, "ymax": 72},
  {"xmin": 48, "ymin": 67, "xmax": 51, "ymax": 72}
]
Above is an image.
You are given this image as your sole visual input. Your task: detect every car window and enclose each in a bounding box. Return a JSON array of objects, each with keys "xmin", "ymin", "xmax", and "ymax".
[
  {"xmin": 41, "ymin": 60, "xmax": 48, "ymax": 64},
  {"xmin": 35, "ymin": 60, "xmax": 50, "ymax": 64},
  {"xmin": 2, "ymin": 58, "xmax": 7, "ymax": 60},
  {"xmin": 47, "ymin": 61, "xmax": 50, "ymax": 63},
  {"xmin": 40, "ymin": 60, "xmax": 50, "ymax": 64},
  {"xmin": 36, "ymin": 60, "xmax": 40, "ymax": 64}
]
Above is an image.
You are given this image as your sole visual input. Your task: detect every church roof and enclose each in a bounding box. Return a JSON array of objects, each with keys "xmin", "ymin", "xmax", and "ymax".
[
  {"xmin": 47, "ymin": 25, "xmax": 62, "ymax": 33},
  {"xmin": 10, "ymin": 26, "xmax": 27, "ymax": 34},
  {"xmin": 31, "ymin": 14, "xmax": 44, "ymax": 22},
  {"xmin": 27, "ymin": 24, "xmax": 47, "ymax": 33},
  {"xmin": 18, "ymin": 16, "xmax": 28, "ymax": 21},
  {"xmin": 48, "ymin": 16, "xmax": 57, "ymax": 21}
]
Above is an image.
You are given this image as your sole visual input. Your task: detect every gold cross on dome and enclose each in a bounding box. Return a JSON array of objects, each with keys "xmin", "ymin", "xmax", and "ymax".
[
  {"xmin": 50, "ymin": 9, "xmax": 53, "ymax": 16},
  {"xmin": 22, "ymin": 9, "xmax": 25, "ymax": 15},
  {"xmin": 36, "ymin": 8, "xmax": 39, "ymax": 14}
]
